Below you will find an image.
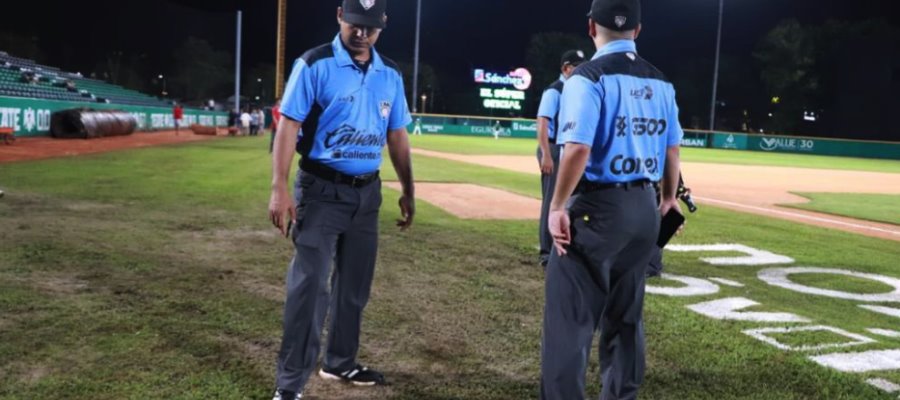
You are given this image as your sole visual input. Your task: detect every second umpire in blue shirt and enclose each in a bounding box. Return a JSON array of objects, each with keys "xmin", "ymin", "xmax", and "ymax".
[
  {"xmin": 543, "ymin": 0, "xmax": 684, "ymax": 398},
  {"xmin": 536, "ymin": 49, "xmax": 586, "ymax": 268},
  {"xmin": 267, "ymin": 0, "xmax": 415, "ymax": 398}
]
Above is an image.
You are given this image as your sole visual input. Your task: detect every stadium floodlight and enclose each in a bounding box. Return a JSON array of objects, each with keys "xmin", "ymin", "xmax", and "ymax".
[{"xmin": 709, "ymin": 0, "xmax": 724, "ymax": 131}]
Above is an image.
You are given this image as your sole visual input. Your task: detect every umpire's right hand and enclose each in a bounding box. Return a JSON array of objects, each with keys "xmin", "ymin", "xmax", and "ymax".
[{"xmin": 269, "ymin": 186, "xmax": 296, "ymax": 237}]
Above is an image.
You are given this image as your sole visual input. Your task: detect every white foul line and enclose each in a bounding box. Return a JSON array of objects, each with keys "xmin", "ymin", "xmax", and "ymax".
[{"xmin": 693, "ymin": 196, "xmax": 900, "ymax": 236}]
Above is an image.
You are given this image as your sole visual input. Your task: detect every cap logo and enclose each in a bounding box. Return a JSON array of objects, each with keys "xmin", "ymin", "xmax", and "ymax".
[
  {"xmin": 615, "ymin": 15, "xmax": 627, "ymax": 28},
  {"xmin": 360, "ymin": 0, "xmax": 376, "ymax": 10},
  {"xmin": 577, "ymin": 50, "xmax": 585, "ymax": 58}
]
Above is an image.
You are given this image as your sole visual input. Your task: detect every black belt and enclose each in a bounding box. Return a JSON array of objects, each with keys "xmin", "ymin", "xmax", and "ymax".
[
  {"xmin": 577, "ymin": 179, "xmax": 656, "ymax": 193},
  {"xmin": 300, "ymin": 159, "xmax": 379, "ymax": 188}
]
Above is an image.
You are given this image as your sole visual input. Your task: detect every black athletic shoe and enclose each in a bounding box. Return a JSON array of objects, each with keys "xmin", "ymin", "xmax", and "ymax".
[
  {"xmin": 272, "ymin": 388, "xmax": 302, "ymax": 400},
  {"xmin": 319, "ymin": 364, "xmax": 386, "ymax": 386}
]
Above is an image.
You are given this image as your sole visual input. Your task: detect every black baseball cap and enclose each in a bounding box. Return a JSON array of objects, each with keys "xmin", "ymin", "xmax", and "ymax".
[
  {"xmin": 588, "ymin": 0, "xmax": 641, "ymax": 32},
  {"xmin": 342, "ymin": 0, "xmax": 387, "ymax": 29},
  {"xmin": 561, "ymin": 50, "xmax": 587, "ymax": 67}
]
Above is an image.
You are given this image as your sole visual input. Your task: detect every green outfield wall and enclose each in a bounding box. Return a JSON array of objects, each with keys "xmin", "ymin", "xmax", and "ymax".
[
  {"xmin": 695, "ymin": 131, "xmax": 900, "ymax": 160},
  {"xmin": 408, "ymin": 114, "xmax": 900, "ymax": 160},
  {"xmin": 0, "ymin": 96, "xmax": 228, "ymax": 137}
]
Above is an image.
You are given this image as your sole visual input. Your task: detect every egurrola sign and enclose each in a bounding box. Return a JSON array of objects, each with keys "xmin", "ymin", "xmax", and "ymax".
[{"xmin": 474, "ymin": 68, "xmax": 532, "ymax": 111}]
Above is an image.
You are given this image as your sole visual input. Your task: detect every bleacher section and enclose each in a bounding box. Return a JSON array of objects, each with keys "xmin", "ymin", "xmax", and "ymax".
[{"xmin": 0, "ymin": 51, "xmax": 170, "ymax": 108}]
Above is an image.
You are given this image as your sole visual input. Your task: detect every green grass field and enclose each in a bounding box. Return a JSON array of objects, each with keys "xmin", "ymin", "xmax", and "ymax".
[
  {"xmin": 409, "ymin": 135, "xmax": 900, "ymax": 173},
  {"xmin": 1, "ymin": 136, "xmax": 899, "ymax": 399},
  {"xmin": 783, "ymin": 193, "xmax": 900, "ymax": 226}
]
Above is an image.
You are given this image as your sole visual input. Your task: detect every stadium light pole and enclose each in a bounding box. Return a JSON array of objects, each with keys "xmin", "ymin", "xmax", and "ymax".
[
  {"xmin": 709, "ymin": 0, "xmax": 724, "ymax": 131},
  {"xmin": 235, "ymin": 10, "xmax": 243, "ymax": 114},
  {"xmin": 275, "ymin": 0, "xmax": 287, "ymax": 100},
  {"xmin": 411, "ymin": 0, "xmax": 422, "ymax": 114}
]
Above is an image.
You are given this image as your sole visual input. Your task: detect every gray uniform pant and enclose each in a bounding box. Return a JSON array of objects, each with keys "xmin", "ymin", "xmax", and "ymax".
[
  {"xmin": 537, "ymin": 144, "xmax": 561, "ymax": 261},
  {"xmin": 541, "ymin": 184, "xmax": 659, "ymax": 400},
  {"xmin": 646, "ymin": 247, "xmax": 664, "ymax": 278},
  {"xmin": 275, "ymin": 171, "xmax": 383, "ymax": 392}
]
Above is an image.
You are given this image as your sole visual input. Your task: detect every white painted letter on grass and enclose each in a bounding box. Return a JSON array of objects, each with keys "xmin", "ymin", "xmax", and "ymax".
[
  {"xmin": 810, "ymin": 349, "xmax": 900, "ymax": 373},
  {"xmin": 666, "ymin": 244, "xmax": 794, "ymax": 266},
  {"xmin": 687, "ymin": 297, "xmax": 810, "ymax": 323},
  {"xmin": 861, "ymin": 305, "xmax": 900, "ymax": 319},
  {"xmin": 867, "ymin": 329, "xmax": 900, "ymax": 338},
  {"xmin": 866, "ymin": 378, "xmax": 900, "ymax": 393},
  {"xmin": 758, "ymin": 267, "xmax": 900, "ymax": 302},
  {"xmin": 646, "ymin": 274, "xmax": 720, "ymax": 297},
  {"xmin": 709, "ymin": 278, "xmax": 745, "ymax": 287},
  {"xmin": 743, "ymin": 325, "xmax": 875, "ymax": 352}
]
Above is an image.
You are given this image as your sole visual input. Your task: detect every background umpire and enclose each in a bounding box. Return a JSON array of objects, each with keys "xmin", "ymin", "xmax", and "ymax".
[
  {"xmin": 536, "ymin": 49, "xmax": 586, "ymax": 268},
  {"xmin": 543, "ymin": 0, "xmax": 684, "ymax": 398},
  {"xmin": 267, "ymin": 0, "xmax": 415, "ymax": 398}
]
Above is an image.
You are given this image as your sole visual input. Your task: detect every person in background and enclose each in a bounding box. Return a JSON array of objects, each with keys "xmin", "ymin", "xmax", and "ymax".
[
  {"xmin": 535, "ymin": 49, "xmax": 586, "ymax": 268},
  {"xmin": 240, "ymin": 109, "xmax": 252, "ymax": 136},
  {"xmin": 228, "ymin": 109, "xmax": 239, "ymax": 129},
  {"xmin": 250, "ymin": 108, "xmax": 261, "ymax": 136},
  {"xmin": 173, "ymin": 103, "xmax": 184, "ymax": 135},
  {"xmin": 258, "ymin": 108, "xmax": 268, "ymax": 137},
  {"xmin": 412, "ymin": 117, "xmax": 422, "ymax": 135}
]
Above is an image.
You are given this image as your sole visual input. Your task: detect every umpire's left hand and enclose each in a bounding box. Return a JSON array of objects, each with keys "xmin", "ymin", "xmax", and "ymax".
[
  {"xmin": 548, "ymin": 209, "xmax": 571, "ymax": 256},
  {"xmin": 397, "ymin": 194, "xmax": 415, "ymax": 230}
]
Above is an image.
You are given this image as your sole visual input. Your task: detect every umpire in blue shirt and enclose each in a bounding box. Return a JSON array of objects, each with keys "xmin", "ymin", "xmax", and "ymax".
[
  {"xmin": 537, "ymin": 49, "xmax": 586, "ymax": 267},
  {"xmin": 267, "ymin": 0, "xmax": 415, "ymax": 398},
  {"xmin": 542, "ymin": 0, "xmax": 683, "ymax": 398}
]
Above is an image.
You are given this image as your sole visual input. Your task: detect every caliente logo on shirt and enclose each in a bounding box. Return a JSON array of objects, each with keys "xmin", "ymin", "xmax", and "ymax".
[{"xmin": 324, "ymin": 123, "xmax": 387, "ymax": 160}]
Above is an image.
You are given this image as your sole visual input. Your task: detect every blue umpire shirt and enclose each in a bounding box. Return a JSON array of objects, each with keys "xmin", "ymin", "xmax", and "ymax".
[
  {"xmin": 281, "ymin": 34, "xmax": 412, "ymax": 176},
  {"xmin": 557, "ymin": 40, "xmax": 683, "ymax": 184},
  {"xmin": 537, "ymin": 75, "xmax": 565, "ymax": 143}
]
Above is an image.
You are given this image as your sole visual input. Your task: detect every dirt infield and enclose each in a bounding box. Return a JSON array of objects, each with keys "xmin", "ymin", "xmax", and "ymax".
[
  {"xmin": 385, "ymin": 182, "xmax": 541, "ymax": 220},
  {"xmin": 0, "ymin": 130, "xmax": 222, "ymax": 164},
  {"xmin": 411, "ymin": 148, "xmax": 900, "ymax": 241}
]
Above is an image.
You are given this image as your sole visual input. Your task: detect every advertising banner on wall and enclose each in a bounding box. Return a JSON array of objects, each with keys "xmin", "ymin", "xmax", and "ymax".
[
  {"xmin": 405, "ymin": 116, "xmax": 900, "ymax": 160},
  {"xmin": 0, "ymin": 96, "xmax": 227, "ymax": 137}
]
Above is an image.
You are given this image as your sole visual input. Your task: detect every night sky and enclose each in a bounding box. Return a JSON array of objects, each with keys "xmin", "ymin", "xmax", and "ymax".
[
  {"xmin": 2, "ymin": 0, "xmax": 898, "ymax": 124},
  {"xmin": 5, "ymin": 0, "xmax": 896, "ymax": 76}
]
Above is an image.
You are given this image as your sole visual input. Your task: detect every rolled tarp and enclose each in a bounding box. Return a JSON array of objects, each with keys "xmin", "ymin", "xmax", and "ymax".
[{"xmin": 50, "ymin": 109, "xmax": 137, "ymax": 139}]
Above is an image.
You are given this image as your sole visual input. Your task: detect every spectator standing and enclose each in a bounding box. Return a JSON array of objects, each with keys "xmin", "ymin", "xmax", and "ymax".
[
  {"xmin": 173, "ymin": 103, "xmax": 184, "ymax": 135},
  {"xmin": 240, "ymin": 110, "xmax": 252, "ymax": 135}
]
